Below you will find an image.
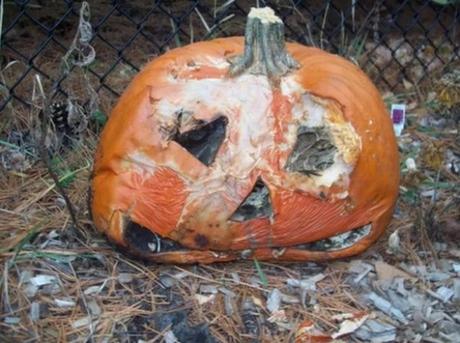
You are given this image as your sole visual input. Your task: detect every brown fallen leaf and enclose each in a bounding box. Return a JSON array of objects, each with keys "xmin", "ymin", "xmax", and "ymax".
[
  {"xmin": 421, "ymin": 140, "xmax": 446, "ymax": 171},
  {"xmin": 295, "ymin": 320, "xmax": 347, "ymax": 343},
  {"xmin": 194, "ymin": 294, "xmax": 215, "ymax": 305},
  {"xmin": 401, "ymin": 170, "xmax": 426, "ymax": 189},
  {"xmin": 438, "ymin": 218, "xmax": 460, "ymax": 242},
  {"xmin": 331, "ymin": 312, "xmax": 369, "ymax": 339},
  {"xmin": 295, "ymin": 320, "xmax": 333, "ymax": 343},
  {"xmin": 375, "ymin": 261, "xmax": 414, "ymax": 281}
]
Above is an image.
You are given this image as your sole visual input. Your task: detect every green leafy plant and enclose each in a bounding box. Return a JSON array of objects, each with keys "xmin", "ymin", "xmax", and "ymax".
[{"xmin": 92, "ymin": 110, "xmax": 107, "ymax": 126}]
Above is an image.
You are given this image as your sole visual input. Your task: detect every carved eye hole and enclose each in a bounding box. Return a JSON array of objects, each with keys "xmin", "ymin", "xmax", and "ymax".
[
  {"xmin": 230, "ymin": 179, "xmax": 273, "ymax": 222},
  {"xmin": 173, "ymin": 116, "xmax": 228, "ymax": 166},
  {"xmin": 285, "ymin": 126, "xmax": 337, "ymax": 176}
]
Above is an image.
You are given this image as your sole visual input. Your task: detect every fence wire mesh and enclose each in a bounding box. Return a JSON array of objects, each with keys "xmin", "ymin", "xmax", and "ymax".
[{"xmin": 1, "ymin": 0, "xmax": 459, "ymax": 114}]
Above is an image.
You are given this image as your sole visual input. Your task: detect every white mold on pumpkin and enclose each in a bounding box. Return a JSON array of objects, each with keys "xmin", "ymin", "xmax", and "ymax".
[
  {"xmin": 279, "ymin": 76, "xmax": 361, "ymax": 197},
  {"xmin": 153, "ymin": 74, "xmax": 275, "ymax": 178},
  {"xmin": 124, "ymin": 71, "xmax": 361, "ymax": 209},
  {"xmin": 121, "ymin": 151, "xmax": 157, "ymax": 175}
]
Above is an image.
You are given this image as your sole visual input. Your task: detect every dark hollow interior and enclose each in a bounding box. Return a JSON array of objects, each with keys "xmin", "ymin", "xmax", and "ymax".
[
  {"xmin": 285, "ymin": 125, "xmax": 337, "ymax": 176},
  {"xmin": 124, "ymin": 220, "xmax": 184, "ymax": 254},
  {"xmin": 295, "ymin": 224, "xmax": 371, "ymax": 251},
  {"xmin": 230, "ymin": 179, "xmax": 273, "ymax": 222},
  {"xmin": 173, "ymin": 116, "xmax": 228, "ymax": 166},
  {"xmin": 123, "ymin": 220, "xmax": 370, "ymax": 255}
]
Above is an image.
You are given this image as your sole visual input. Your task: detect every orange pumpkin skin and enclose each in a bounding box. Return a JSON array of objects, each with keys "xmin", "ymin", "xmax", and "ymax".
[{"xmin": 91, "ymin": 35, "xmax": 399, "ymax": 264}]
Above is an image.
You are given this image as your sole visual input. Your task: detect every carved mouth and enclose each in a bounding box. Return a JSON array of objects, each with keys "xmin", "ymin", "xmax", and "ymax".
[
  {"xmin": 293, "ymin": 223, "xmax": 371, "ymax": 251},
  {"xmin": 230, "ymin": 178, "xmax": 273, "ymax": 222},
  {"xmin": 122, "ymin": 219, "xmax": 372, "ymax": 258},
  {"xmin": 124, "ymin": 221, "xmax": 184, "ymax": 256}
]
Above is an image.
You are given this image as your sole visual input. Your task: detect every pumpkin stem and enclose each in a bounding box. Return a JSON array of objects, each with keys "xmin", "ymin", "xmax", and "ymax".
[{"xmin": 228, "ymin": 7, "xmax": 299, "ymax": 80}]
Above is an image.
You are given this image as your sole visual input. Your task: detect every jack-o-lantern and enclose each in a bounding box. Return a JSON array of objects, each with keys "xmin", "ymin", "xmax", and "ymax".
[{"xmin": 90, "ymin": 8, "xmax": 399, "ymax": 264}]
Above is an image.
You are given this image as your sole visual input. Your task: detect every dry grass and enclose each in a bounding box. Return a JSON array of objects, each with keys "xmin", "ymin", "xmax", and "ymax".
[{"xmin": 1, "ymin": 67, "xmax": 459, "ymax": 342}]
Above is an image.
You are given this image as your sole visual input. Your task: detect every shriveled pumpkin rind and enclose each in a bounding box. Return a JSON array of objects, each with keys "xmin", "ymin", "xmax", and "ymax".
[{"xmin": 90, "ymin": 36, "xmax": 399, "ymax": 263}]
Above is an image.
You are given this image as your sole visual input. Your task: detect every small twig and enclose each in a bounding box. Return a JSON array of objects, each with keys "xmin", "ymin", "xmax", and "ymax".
[
  {"xmin": 189, "ymin": 16, "xmax": 194, "ymax": 43},
  {"xmin": 351, "ymin": 0, "xmax": 356, "ymax": 32},
  {"xmin": 214, "ymin": 0, "xmax": 235, "ymax": 15},
  {"xmin": 253, "ymin": 258, "xmax": 268, "ymax": 287},
  {"xmin": 203, "ymin": 14, "xmax": 235, "ymax": 40},
  {"xmin": 194, "ymin": 7, "xmax": 211, "ymax": 33},
  {"xmin": 36, "ymin": 78, "xmax": 80, "ymax": 231},
  {"xmin": 169, "ymin": 18, "xmax": 182, "ymax": 47},
  {"xmin": 431, "ymin": 168, "xmax": 442, "ymax": 204},
  {"xmin": 35, "ymin": 1, "xmax": 95, "ymax": 232},
  {"xmin": 174, "ymin": 266, "xmax": 225, "ymax": 286},
  {"xmin": 68, "ymin": 260, "xmax": 95, "ymax": 343},
  {"xmin": 0, "ymin": 139, "xmax": 35, "ymax": 157},
  {"xmin": 320, "ymin": 1, "xmax": 330, "ymax": 50},
  {"xmin": 2, "ymin": 260, "xmax": 12, "ymax": 313},
  {"xmin": 0, "ymin": 0, "xmax": 4, "ymax": 49},
  {"xmin": 305, "ymin": 22, "xmax": 316, "ymax": 47}
]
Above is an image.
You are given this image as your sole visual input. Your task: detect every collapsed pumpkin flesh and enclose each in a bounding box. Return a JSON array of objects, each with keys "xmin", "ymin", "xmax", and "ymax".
[{"xmin": 90, "ymin": 7, "xmax": 399, "ymax": 263}]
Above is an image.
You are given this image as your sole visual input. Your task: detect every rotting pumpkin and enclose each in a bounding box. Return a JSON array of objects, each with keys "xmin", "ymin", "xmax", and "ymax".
[{"xmin": 90, "ymin": 7, "xmax": 399, "ymax": 264}]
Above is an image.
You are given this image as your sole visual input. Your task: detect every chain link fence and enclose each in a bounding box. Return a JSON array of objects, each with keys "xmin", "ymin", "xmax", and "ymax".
[{"xmin": 1, "ymin": 0, "xmax": 459, "ymax": 114}]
